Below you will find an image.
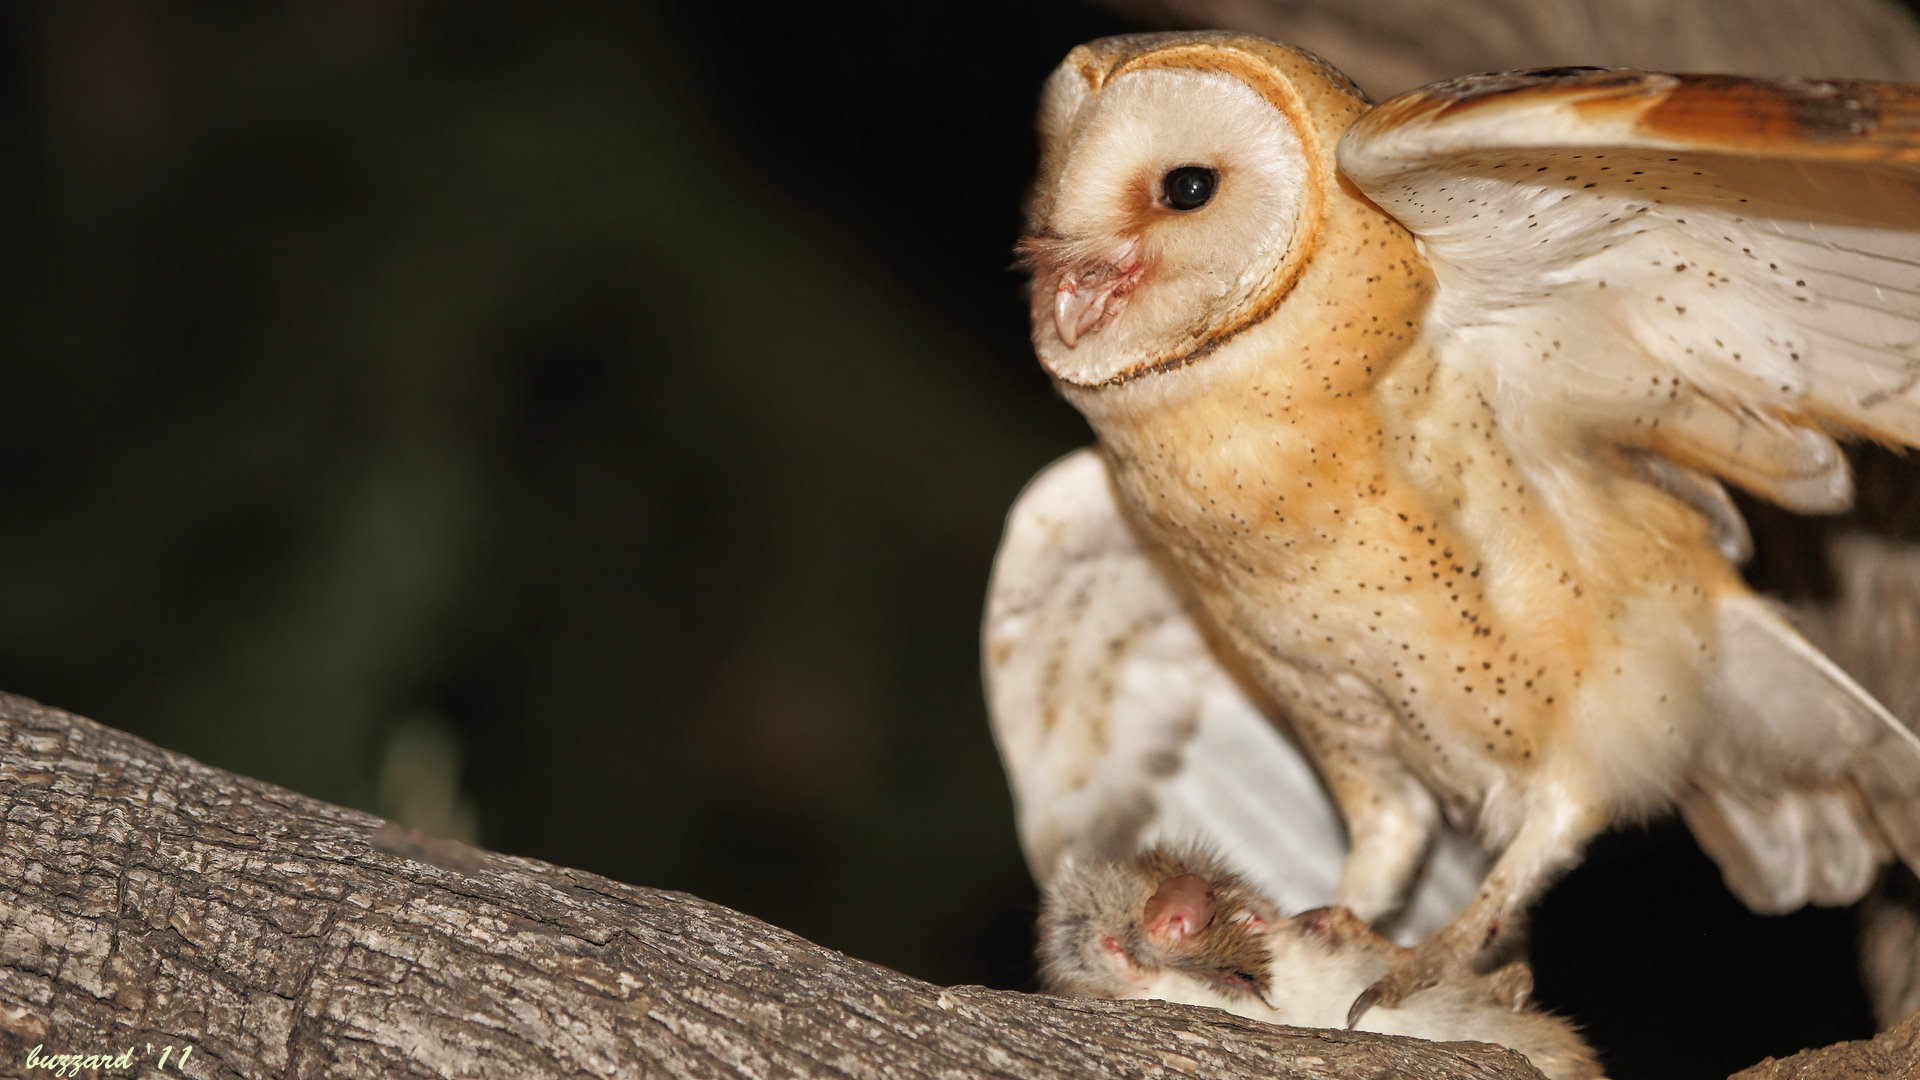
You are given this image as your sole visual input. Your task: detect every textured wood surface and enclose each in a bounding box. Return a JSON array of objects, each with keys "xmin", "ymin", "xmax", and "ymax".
[
  {"xmin": 0, "ymin": 693, "xmax": 1550, "ymax": 1079},
  {"xmin": 1730, "ymin": 1011, "xmax": 1920, "ymax": 1080}
]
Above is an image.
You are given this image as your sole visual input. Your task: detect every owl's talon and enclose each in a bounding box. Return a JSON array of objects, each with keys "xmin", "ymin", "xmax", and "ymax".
[
  {"xmin": 1347, "ymin": 939, "xmax": 1471, "ymax": 1028},
  {"xmin": 1345, "ymin": 983, "xmax": 1383, "ymax": 1029}
]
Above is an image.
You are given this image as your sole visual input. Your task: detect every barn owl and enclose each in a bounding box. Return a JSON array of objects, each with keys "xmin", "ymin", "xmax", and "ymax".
[
  {"xmin": 1036, "ymin": 844, "xmax": 1602, "ymax": 1080},
  {"xmin": 984, "ymin": 30, "xmax": 1920, "ymax": 1025}
]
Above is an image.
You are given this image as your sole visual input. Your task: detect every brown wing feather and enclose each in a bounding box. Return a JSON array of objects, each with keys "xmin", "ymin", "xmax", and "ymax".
[{"xmin": 1354, "ymin": 67, "xmax": 1920, "ymax": 164}]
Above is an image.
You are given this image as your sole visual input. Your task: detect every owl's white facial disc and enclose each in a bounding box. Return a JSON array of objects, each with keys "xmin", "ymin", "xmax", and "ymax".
[{"xmin": 1023, "ymin": 63, "xmax": 1312, "ymax": 387}]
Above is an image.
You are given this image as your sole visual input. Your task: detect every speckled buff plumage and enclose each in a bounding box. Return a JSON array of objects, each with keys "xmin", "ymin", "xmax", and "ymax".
[{"xmin": 986, "ymin": 31, "xmax": 1920, "ymax": 1027}]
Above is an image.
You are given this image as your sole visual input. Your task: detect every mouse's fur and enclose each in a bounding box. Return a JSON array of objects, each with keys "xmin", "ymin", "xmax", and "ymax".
[{"xmin": 1038, "ymin": 844, "xmax": 1604, "ymax": 1080}]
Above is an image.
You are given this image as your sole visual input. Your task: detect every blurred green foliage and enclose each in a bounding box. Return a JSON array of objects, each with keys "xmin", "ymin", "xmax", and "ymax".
[{"xmin": 0, "ymin": 2, "xmax": 1112, "ymax": 985}]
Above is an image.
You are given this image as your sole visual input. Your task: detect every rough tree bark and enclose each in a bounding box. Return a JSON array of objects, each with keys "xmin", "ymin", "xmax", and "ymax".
[
  {"xmin": 1731, "ymin": 1014, "xmax": 1920, "ymax": 1080},
  {"xmin": 0, "ymin": 692, "xmax": 1560, "ymax": 1079},
  {"xmin": 3, "ymin": 693, "xmax": 1919, "ymax": 1080},
  {"xmin": 3, "ymin": 694, "xmax": 1914, "ymax": 1079}
]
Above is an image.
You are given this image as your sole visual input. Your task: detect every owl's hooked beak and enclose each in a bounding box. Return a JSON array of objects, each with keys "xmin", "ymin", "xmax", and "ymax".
[{"xmin": 1049, "ymin": 239, "xmax": 1143, "ymax": 348}]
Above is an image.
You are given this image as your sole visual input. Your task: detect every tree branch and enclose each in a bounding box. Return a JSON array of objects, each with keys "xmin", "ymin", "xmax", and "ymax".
[
  {"xmin": 0, "ymin": 692, "xmax": 1551, "ymax": 1079},
  {"xmin": 1731, "ymin": 1013, "xmax": 1920, "ymax": 1080}
]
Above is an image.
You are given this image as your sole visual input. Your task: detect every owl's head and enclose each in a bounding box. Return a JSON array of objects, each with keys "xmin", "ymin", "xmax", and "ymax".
[{"xmin": 1020, "ymin": 33, "xmax": 1371, "ymax": 388}]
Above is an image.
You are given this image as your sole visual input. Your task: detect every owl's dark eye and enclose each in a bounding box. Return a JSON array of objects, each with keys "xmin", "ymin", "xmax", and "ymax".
[{"xmin": 1161, "ymin": 166, "xmax": 1219, "ymax": 211}]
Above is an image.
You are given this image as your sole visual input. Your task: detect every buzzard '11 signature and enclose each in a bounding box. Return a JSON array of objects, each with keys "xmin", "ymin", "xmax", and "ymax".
[{"xmin": 23, "ymin": 1041, "xmax": 193, "ymax": 1077}]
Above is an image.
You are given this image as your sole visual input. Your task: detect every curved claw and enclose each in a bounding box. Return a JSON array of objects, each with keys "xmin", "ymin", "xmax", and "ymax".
[
  {"xmin": 1347, "ymin": 940, "xmax": 1472, "ymax": 1028},
  {"xmin": 1346, "ymin": 983, "xmax": 1384, "ymax": 1030}
]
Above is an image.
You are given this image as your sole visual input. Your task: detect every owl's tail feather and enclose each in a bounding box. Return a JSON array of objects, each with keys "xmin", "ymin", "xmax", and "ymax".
[
  {"xmin": 1857, "ymin": 749, "xmax": 1920, "ymax": 878},
  {"xmin": 1685, "ymin": 541, "xmax": 1920, "ymax": 912},
  {"xmin": 1808, "ymin": 535, "xmax": 1920, "ymax": 879},
  {"xmin": 1678, "ymin": 780, "xmax": 1892, "ymax": 913}
]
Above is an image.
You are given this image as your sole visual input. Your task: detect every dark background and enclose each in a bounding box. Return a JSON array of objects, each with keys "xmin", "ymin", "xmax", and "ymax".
[{"xmin": 0, "ymin": 4, "xmax": 1906, "ymax": 1077}]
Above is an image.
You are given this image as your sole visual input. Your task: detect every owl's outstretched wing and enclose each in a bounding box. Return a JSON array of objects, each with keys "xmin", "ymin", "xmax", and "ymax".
[
  {"xmin": 984, "ymin": 449, "xmax": 1485, "ymax": 938},
  {"xmin": 1340, "ymin": 69, "xmax": 1920, "ymax": 909},
  {"xmin": 1341, "ymin": 68, "xmax": 1920, "ymax": 513}
]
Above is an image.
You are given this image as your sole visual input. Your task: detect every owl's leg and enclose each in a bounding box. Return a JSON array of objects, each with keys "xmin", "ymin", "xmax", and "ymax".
[
  {"xmin": 1298, "ymin": 718, "xmax": 1439, "ymax": 925},
  {"xmin": 1346, "ymin": 785, "xmax": 1606, "ymax": 1027},
  {"xmin": 1329, "ymin": 768, "xmax": 1439, "ymax": 925}
]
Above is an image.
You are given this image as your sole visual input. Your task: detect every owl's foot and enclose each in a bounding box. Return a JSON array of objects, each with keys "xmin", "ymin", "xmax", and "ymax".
[
  {"xmin": 1345, "ymin": 936, "xmax": 1478, "ymax": 1028},
  {"xmin": 1485, "ymin": 960, "xmax": 1535, "ymax": 1011},
  {"xmin": 1292, "ymin": 905, "xmax": 1377, "ymax": 948}
]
